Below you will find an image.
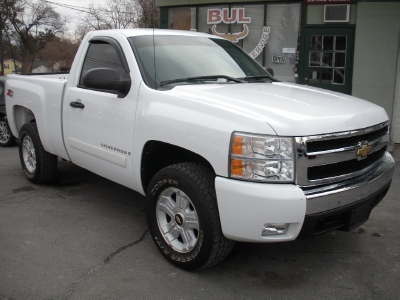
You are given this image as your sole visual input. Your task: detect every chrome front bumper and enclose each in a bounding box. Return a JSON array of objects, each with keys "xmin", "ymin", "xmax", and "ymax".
[
  {"xmin": 303, "ymin": 152, "xmax": 395, "ymax": 215},
  {"xmin": 214, "ymin": 152, "xmax": 394, "ymax": 243}
]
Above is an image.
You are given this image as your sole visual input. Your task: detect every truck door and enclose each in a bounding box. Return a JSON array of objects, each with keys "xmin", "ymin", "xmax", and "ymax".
[{"xmin": 64, "ymin": 37, "xmax": 138, "ymax": 189}]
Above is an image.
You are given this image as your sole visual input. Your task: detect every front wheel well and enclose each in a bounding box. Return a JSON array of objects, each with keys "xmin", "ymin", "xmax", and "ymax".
[{"xmin": 141, "ymin": 141, "xmax": 215, "ymax": 193}]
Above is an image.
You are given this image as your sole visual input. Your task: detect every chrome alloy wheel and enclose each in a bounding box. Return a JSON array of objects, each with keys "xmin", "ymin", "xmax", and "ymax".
[
  {"xmin": 156, "ymin": 187, "xmax": 199, "ymax": 253},
  {"xmin": 22, "ymin": 135, "xmax": 36, "ymax": 173},
  {"xmin": 0, "ymin": 120, "xmax": 10, "ymax": 144}
]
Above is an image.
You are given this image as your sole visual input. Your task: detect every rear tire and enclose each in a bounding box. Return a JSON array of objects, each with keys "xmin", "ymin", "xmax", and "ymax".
[
  {"xmin": 0, "ymin": 117, "xmax": 16, "ymax": 147},
  {"xmin": 146, "ymin": 163, "xmax": 234, "ymax": 270},
  {"xmin": 18, "ymin": 122, "xmax": 58, "ymax": 183}
]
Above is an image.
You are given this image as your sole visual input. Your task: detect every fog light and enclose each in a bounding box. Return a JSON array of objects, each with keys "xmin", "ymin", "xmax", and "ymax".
[{"xmin": 262, "ymin": 223, "xmax": 288, "ymax": 236}]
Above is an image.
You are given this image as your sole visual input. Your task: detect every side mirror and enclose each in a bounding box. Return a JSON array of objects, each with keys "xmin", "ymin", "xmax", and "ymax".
[
  {"xmin": 82, "ymin": 68, "xmax": 131, "ymax": 98},
  {"xmin": 265, "ymin": 68, "xmax": 274, "ymax": 77}
]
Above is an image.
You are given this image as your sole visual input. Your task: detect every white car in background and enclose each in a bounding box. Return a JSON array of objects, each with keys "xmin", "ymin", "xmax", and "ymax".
[{"xmin": 0, "ymin": 77, "xmax": 16, "ymax": 147}]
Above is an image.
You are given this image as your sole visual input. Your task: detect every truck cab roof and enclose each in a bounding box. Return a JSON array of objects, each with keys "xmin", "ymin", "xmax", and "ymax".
[{"xmin": 88, "ymin": 28, "xmax": 225, "ymax": 39}]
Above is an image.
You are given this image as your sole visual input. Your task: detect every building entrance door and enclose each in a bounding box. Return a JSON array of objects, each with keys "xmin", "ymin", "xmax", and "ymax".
[{"xmin": 304, "ymin": 27, "xmax": 354, "ymax": 95}]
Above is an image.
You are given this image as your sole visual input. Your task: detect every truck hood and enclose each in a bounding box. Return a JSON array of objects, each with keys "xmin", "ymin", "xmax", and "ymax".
[{"xmin": 169, "ymin": 82, "xmax": 388, "ymax": 136}]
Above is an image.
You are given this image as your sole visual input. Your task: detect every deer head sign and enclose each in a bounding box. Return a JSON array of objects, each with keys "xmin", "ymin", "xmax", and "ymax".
[
  {"xmin": 207, "ymin": 7, "xmax": 271, "ymax": 59},
  {"xmin": 211, "ymin": 24, "xmax": 249, "ymax": 43},
  {"xmin": 207, "ymin": 8, "xmax": 251, "ymax": 44}
]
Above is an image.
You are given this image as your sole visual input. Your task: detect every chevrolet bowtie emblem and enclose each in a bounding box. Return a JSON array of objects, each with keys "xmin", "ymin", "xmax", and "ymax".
[{"xmin": 357, "ymin": 144, "xmax": 372, "ymax": 158}]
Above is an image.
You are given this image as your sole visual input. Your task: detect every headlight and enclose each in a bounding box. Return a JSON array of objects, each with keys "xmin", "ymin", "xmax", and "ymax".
[{"xmin": 229, "ymin": 132, "xmax": 295, "ymax": 182}]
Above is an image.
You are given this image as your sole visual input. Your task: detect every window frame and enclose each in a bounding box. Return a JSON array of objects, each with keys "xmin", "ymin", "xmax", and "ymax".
[{"xmin": 78, "ymin": 36, "xmax": 131, "ymax": 95}]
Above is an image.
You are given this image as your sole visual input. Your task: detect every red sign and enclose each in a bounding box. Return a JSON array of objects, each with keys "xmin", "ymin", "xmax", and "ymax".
[
  {"xmin": 305, "ymin": 0, "xmax": 353, "ymax": 3},
  {"xmin": 207, "ymin": 8, "xmax": 251, "ymax": 24}
]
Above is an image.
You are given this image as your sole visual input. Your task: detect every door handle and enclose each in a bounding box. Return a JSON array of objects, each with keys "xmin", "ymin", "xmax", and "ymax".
[{"xmin": 70, "ymin": 101, "xmax": 85, "ymax": 109}]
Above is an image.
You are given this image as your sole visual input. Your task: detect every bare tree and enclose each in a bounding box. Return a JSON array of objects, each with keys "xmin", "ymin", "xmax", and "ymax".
[
  {"xmin": 0, "ymin": 4, "xmax": 6, "ymax": 75},
  {"xmin": 3, "ymin": 24, "xmax": 23, "ymax": 73},
  {"xmin": 37, "ymin": 37, "xmax": 79, "ymax": 72},
  {"xmin": 83, "ymin": 0, "xmax": 139, "ymax": 30},
  {"xmin": 0, "ymin": 0, "xmax": 22, "ymax": 75},
  {"xmin": 137, "ymin": 0, "xmax": 159, "ymax": 28},
  {"xmin": 4, "ymin": 0, "xmax": 64, "ymax": 72},
  {"xmin": 72, "ymin": 24, "xmax": 92, "ymax": 44}
]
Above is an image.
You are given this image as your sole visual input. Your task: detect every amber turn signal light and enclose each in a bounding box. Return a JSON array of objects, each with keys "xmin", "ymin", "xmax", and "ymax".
[
  {"xmin": 231, "ymin": 159, "xmax": 244, "ymax": 176},
  {"xmin": 232, "ymin": 136, "xmax": 243, "ymax": 155}
]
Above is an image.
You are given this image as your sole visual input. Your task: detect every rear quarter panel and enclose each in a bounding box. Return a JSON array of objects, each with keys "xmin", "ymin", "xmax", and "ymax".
[{"xmin": 6, "ymin": 74, "xmax": 69, "ymax": 159}]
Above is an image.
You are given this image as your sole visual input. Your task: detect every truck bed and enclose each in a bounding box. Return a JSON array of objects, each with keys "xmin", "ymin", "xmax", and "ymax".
[{"xmin": 5, "ymin": 73, "xmax": 70, "ymax": 159}]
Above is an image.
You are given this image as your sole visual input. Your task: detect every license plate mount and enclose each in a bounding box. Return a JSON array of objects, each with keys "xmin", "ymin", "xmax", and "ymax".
[{"xmin": 342, "ymin": 201, "xmax": 373, "ymax": 231}]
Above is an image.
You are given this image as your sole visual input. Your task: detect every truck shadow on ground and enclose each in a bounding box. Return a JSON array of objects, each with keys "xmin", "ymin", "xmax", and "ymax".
[
  {"xmin": 196, "ymin": 225, "xmax": 390, "ymax": 293},
  {"xmin": 48, "ymin": 159, "xmax": 147, "ymax": 207},
  {"xmin": 24, "ymin": 159, "xmax": 397, "ymax": 297}
]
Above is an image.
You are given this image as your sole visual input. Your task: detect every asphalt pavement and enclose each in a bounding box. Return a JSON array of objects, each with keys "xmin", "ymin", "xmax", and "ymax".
[{"xmin": 1, "ymin": 144, "xmax": 399, "ymax": 300}]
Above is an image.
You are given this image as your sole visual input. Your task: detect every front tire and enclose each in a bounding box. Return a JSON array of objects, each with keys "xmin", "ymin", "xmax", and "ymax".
[
  {"xmin": 18, "ymin": 122, "xmax": 58, "ymax": 183},
  {"xmin": 0, "ymin": 117, "xmax": 16, "ymax": 147},
  {"xmin": 146, "ymin": 163, "xmax": 234, "ymax": 270}
]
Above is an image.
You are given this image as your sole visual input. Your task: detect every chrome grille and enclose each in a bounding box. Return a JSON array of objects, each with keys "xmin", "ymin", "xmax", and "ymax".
[
  {"xmin": 295, "ymin": 122, "xmax": 389, "ymax": 187},
  {"xmin": 307, "ymin": 146, "xmax": 386, "ymax": 181},
  {"xmin": 306, "ymin": 126, "xmax": 388, "ymax": 153}
]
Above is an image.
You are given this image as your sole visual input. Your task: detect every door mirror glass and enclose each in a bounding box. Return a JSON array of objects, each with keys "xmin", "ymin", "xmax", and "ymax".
[
  {"xmin": 79, "ymin": 40, "xmax": 131, "ymax": 97},
  {"xmin": 82, "ymin": 68, "xmax": 131, "ymax": 98}
]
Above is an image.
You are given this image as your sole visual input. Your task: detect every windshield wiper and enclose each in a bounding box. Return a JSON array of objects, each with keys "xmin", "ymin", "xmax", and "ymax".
[
  {"xmin": 160, "ymin": 75, "xmax": 244, "ymax": 86},
  {"xmin": 241, "ymin": 75, "xmax": 280, "ymax": 82}
]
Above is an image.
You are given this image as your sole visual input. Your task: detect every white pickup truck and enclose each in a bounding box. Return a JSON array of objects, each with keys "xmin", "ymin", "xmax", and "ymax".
[{"xmin": 5, "ymin": 29, "xmax": 395, "ymax": 270}]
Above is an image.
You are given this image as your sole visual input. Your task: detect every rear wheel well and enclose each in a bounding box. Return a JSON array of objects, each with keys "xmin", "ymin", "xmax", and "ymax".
[
  {"xmin": 141, "ymin": 141, "xmax": 215, "ymax": 193},
  {"xmin": 13, "ymin": 105, "xmax": 36, "ymax": 135}
]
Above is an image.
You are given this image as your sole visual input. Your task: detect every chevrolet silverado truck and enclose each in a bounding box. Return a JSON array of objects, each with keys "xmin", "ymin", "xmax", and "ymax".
[{"xmin": 5, "ymin": 29, "xmax": 395, "ymax": 270}]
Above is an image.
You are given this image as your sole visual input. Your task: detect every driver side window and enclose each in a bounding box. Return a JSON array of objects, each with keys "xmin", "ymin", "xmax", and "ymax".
[{"xmin": 79, "ymin": 42, "xmax": 129, "ymax": 86}]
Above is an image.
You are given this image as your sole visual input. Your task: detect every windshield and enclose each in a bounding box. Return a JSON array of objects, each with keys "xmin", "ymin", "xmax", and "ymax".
[{"xmin": 129, "ymin": 35, "xmax": 272, "ymax": 89}]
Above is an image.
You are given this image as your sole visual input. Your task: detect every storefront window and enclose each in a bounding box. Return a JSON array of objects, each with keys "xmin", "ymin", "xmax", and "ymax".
[
  {"xmin": 264, "ymin": 4, "xmax": 301, "ymax": 82},
  {"xmin": 231, "ymin": 5, "xmax": 265, "ymax": 65},
  {"xmin": 198, "ymin": 5, "xmax": 230, "ymax": 35},
  {"xmin": 168, "ymin": 7, "xmax": 196, "ymax": 30},
  {"xmin": 168, "ymin": 3, "xmax": 301, "ymax": 82}
]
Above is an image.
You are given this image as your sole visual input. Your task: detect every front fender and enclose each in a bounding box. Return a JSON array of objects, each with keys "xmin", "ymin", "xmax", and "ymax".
[{"xmin": 132, "ymin": 84, "xmax": 276, "ymax": 194}]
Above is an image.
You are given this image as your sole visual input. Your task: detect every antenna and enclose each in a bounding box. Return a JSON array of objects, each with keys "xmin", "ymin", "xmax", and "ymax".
[{"xmin": 153, "ymin": 27, "xmax": 157, "ymax": 90}]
